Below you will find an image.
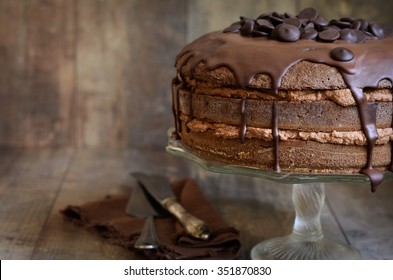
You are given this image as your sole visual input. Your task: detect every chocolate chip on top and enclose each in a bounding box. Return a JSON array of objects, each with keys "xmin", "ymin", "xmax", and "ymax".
[
  {"xmin": 330, "ymin": 47, "xmax": 354, "ymax": 62},
  {"xmin": 223, "ymin": 7, "xmax": 392, "ymax": 43}
]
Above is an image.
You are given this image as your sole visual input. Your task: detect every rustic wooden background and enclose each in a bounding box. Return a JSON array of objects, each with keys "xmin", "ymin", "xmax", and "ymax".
[
  {"xmin": 0, "ymin": 0, "xmax": 392, "ymax": 148},
  {"xmin": 0, "ymin": 0, "xmax": 393, "ymax": 260}
]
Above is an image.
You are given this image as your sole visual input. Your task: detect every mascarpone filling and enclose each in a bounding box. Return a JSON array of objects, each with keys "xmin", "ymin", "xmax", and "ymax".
[{"xmin": 186, "ymin": 118, "xmax": 393, "ymax": 146}]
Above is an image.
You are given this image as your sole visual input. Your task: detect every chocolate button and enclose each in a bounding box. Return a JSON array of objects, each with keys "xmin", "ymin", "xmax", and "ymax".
[
  {"xmin": 256, "ymin": 19, "xmax": 275, "ymax": 33},
  {"xmin": 240, "ymin": 16, "xmax": 254, "ymax": 22},
  {"xmin": 330, "ymin": 19, "xmax": 352, "ymax": 29},
  {"xmin": 257, "ymin": 13, "xmax": 270, "ymax": 20},
  {"xmin": 318, "ymin": 29, "xmax": 340, "ymax": 42},
  {"xmin": 357, "ymin": 19, "xmax": 369, "ymax": 31},
  {"xmin": 351, "ymin": 20, "xmax": 362, "ymax": 30},
  {"xmin": 299, "ymin": 18, "xmax": 309, "ymax": 27},
  {"xmin": 223, "ymin": 24, "xmax": 242, "ymax": 33},
  {"xmin": 240, "ymin": 19, "xmax": 254, "ymax": 36},
  {"xmin": 330, "ymin": 47, "xmax": 354, "ymax": 61},
  {"xmin": 251, "ymin": 30, "xmax": 269, "ymax": 37},
  {"xmin": 301, "ymin": 29, "xmax": 318, "ymax": 40},
  {"xmin": 363, "ymin": 30, "xmax": 375, "ymax": 38},
  {"xmin": 284, "ymin": 17, "xmax": 301, "ymax": 28},
  {"xmin": 304, "ymin": 22, "xmax": 315, "ymax": 30},
  {"xmin": 340, "ymin": 17, "xmax": 354, "ymax": 23},
  {"xmin": 272, "ymin": 23, "xmax": 300, "ymax": 42},
  {"xmin": 298, "ymin": 7, "xmax": 318, "ymax": 20},
  {"xmin": 269, "ymin": 15, "xmax": 284, "ymax": 25},
  {"xmin": 354, "ymin": 30, "xmax": 367, "ymax": 43},
  {"xmin": 369, "ymin": 22, "xmax": 384, "ymax": 39},
  {"xmin": 272, "ymin": 12, "xmax": 285, "ymax": 19},
  {"xmin": 312, "ymin": 16, "xmax": 329, "ymax": 28},
  {"xmin": 340, "ymin": 29, "xmax": 358, "ymax": 43}
]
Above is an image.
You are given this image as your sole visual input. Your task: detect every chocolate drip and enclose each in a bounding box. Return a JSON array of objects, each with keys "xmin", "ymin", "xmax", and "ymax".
[
  {"xmin": 272, "ymin": 100, "xmax": 281, "ymax": 172},
  {"xmin": 347, "ymin": 85, "xmax": 382, "ymax": 191},
  {"xmin": 185, "ymin": 86, "xmax": 195, "ymax": 133},
  {"xmin": 361, "ymin": 168, "xmax": 384, "ymax": 192},
  {"xmin": 172, "ymin": 80, "xmax": 183, "ymax": 136},
  {"xmin": 176, "ymin": 32, "xmax": 393, "ymax": 190},
  {"xmin": 240, "ymin": 99, "xmax": 248, "ymax": 143}
]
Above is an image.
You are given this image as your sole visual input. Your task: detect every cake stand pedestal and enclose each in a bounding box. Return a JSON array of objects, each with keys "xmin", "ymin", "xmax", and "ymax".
[
  {"xmin": 250, "ymin": 182, "xmax": 359, "ymax": 259},
  {"xmin": 166, "ymin": 129, "xmax": 393, "ymax": 259}
]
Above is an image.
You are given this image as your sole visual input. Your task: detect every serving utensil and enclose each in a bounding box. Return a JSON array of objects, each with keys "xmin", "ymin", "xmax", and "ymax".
[{"xmin": 131, "ymin": 172, "xmax": 210, "ymax": 240}]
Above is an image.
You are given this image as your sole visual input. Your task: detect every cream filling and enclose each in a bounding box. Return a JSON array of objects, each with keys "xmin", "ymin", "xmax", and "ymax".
[{"xmin": 187, "ymin": 118, "xmax": 393, "ymax": 146}]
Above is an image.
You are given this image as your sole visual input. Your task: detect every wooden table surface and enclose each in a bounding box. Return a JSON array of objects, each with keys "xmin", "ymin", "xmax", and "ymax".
[{"xmin": 0, "ymin": 147, "xmax": 392, "ymax": 260}]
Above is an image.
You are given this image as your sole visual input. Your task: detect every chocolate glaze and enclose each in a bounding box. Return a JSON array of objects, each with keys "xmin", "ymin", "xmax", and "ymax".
[
  {"xmin": 172, "ymin": 79, "xmax": 182, "ymax": 136},
  {"xmin": 272, "ymin": 101, "xmax": 281, "ymax": 172},
  {"xmin": 175, "ymin": 32, "xmax": 393, "ymax": 191},
  {"xmin": 240, "ymin": 99, "xmax": 247, "ymax": 144},
  {"xmin": 185, "ymin": 86, "xmax": 195, "ymax": 133}
]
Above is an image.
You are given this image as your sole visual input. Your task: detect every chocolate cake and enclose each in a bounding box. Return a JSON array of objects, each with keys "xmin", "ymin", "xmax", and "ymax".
[{"xmin": 172, "ymin": 8, "xmax": 393, "ymax": 191}]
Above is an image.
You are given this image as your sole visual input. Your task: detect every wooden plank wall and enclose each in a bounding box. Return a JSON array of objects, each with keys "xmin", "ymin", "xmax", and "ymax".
[
  {"xmin": 0, "ymin": 0, "xmax": 392, "ymax": 148},
  {"xmin": 0, "ymin": 0, "xmax": 75, "ymax": 147}
]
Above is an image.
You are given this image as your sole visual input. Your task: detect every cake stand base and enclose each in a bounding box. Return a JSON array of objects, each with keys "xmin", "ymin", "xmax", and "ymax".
[
  {"xmin": 251, "ymin": 182, "xmax": 361, "ymax": 260},
  {"xmin": 251, "ymin": 234, "xmax": 360, "ymax": 260}
]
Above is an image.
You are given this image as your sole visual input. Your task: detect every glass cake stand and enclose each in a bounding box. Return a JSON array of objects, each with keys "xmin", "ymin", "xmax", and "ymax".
[{"xmin": 166, "ymin": 128, "xmax": 393, "ymax": 260}]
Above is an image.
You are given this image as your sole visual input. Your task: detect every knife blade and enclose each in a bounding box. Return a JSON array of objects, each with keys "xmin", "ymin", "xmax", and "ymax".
[
  {"xmin": 131, "ymin": 172, "xmax": 210, "ymax": 240},
  {"xmin": 126, "ymin": 181, "xmax": 167, "ymax": 218},
  {"xmin": 125, "ymin": 182, "xmax": 166, "ymax": 249}
]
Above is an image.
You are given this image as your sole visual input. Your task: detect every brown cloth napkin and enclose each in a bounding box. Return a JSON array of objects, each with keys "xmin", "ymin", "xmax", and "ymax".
[{"xmin": 61, "ymin": 178, "xmax": 241, "ymax": 259}]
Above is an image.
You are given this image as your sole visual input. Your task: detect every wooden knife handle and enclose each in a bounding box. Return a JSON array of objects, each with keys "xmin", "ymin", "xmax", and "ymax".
[{"xmin": 162, "ymin": 197, "xmax": 210, "ymax": 240}]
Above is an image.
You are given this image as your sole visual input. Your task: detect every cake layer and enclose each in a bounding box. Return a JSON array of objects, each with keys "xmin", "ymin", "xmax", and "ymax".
[
  {"xmin": 179, "ymin": 123, "xmax": 391, "ymax": 173},
  {"xmin": 178, "ymin": 59, "xmax": 393, "ymax": 90},
  {"xmin": 175, "ymin": 90, "xmax": 392, "ymax": 132},
  {"xmin": 187, "ymin": 86, "xmax": 393, "ymax": 107}
]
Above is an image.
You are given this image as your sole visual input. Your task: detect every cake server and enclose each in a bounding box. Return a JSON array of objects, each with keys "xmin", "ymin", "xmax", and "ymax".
[
  {"xmin": 131, "ymin": 172, "xmax": 210, "ymax": 240},
  {"xmin": 125, "ymin": 181, "xmax": 167, "ymax": 250}
]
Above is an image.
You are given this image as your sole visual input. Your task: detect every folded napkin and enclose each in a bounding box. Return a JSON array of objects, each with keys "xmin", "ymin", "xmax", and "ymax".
[{"xmin": 61, "ymin": 178, "xmax": 241, "ymax": 259}]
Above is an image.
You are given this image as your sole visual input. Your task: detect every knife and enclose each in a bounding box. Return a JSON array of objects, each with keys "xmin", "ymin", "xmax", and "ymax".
[
  {"xmin": 125, "ymin": 182, "xmax": 166, "ymax": 249},
  {"xmin": 131, "ymin": 172, "xmax": 210, "ymax": 240}
]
